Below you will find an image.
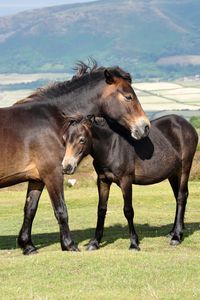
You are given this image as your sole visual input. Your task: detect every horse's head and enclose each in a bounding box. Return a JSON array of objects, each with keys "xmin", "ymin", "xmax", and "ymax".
[
  {"xmin": 100, "ymin": 67, "xmax": 150, "ymax": 140},
  {"xmin": 62, "ymin": 116, "xmax": 93, "ymax": 175}
]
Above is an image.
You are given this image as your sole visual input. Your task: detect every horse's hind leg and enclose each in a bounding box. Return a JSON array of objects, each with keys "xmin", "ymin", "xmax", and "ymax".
[
  {"xmin": 18, "ymin": 180, "xmax": 44, "ymax": 255},
  {"xmin": 87, "ymin": 177, "xmax": 111, "ymax": 251},
  {"xmin": 120, "ymin": 177, "xmax": 140, "ymax": 251},
  {"xmin": 168, "ymin": 172, "xmax": 189, "ymax": 246}
]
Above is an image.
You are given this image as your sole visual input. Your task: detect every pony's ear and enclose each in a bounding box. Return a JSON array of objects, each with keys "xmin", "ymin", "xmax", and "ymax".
[
  {"xmin": 69, "ymin": 119, "xmax": 78, "ymax": 125},
  {"xmin": 86, "ymin": 115, "xmax": 95, "ymax": 124},
  {"xmin": 104, "ymin": 69, "xmax": 114, "ymax": 84}
]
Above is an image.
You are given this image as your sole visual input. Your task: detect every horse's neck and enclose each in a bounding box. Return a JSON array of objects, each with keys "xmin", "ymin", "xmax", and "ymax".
[
  {"xmin": 57, "ymin": 81, "xmax": 103, "ymax": 117},
  {"xmin": 91, "ymin": 122, "xmax": 116, "ymax": 150}
]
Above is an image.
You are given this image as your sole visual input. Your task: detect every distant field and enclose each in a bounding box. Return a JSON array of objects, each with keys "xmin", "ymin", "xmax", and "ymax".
[
  {"xmin": 0, "ymin": 74, "xmax": 199, "ymax": 117},
  {"xmin": 0, "ymin": 73, "xmax": 68, "ymax": 107},
  {"xmin": 0, "ymin": 73, "xmax": 67, "ymax": 85},
  {"xmin": 133, "ymin": 81, "xmax": 200, "ymax": 112}
]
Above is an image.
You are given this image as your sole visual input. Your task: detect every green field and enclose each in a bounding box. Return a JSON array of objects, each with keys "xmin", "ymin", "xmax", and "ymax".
[{"xmin": 0, "ymin": 181, "xmax": 200, "ymax": 300}]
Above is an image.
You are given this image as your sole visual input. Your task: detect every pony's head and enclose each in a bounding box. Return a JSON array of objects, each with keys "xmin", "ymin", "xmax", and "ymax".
[{"xmin": 62, "ymin": 115, "xmax": 94, "ymax": 175}]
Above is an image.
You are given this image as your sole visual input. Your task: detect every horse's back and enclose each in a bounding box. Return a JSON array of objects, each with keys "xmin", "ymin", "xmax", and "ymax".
[{"xmin": 152, "ymin": 114, "xmax": 198, "ymax": 157}]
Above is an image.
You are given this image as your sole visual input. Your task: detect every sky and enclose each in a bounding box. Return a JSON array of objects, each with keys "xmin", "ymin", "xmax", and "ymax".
[{"xmin": 0, "ymin": 0, "xmax": 99, "ymax": 16}]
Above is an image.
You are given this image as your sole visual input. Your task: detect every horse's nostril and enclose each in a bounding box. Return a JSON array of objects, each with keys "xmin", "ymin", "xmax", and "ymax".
[
  {"xmin": 144, "ymin": 125, "xmax": 150, "ymax": 136},
  {"xmin": 66, "ymin": 164, "xmax": 73, "ymax": 172},
  {"xmin": 63, "ymin": 164, "xmax": 74, "ymax": 174}
]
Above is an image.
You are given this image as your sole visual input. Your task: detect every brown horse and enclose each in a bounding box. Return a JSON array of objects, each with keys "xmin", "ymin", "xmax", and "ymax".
[
  {"xmin": 0, "ymin": 62, "xmax": 150, "ymax": 254},
  {"xmin": 62, "ymin": 115, "xmax": 198, "ymax": 250}
]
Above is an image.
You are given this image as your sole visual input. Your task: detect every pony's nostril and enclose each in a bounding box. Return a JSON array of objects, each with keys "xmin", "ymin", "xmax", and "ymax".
[
  {"xmin": 66, "ymin": 164, "xmax": 73, "ymax": 172},
  {"xmin": 63, "ymin": 164, "xmax": 74, "ymax": 174}
]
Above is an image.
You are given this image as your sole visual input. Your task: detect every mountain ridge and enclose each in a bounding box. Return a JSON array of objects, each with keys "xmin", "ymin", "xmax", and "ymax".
[{"xmin": 0, "ymin": 0, "xmax": 200, "ymax": 79}]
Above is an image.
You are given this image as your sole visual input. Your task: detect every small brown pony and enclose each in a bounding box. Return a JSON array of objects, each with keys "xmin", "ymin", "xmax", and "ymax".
[
  {"xmin": 62, "ymin": 115, "xmax": 198, "ymax": 250},
  {"xmin": 0, "ymin": 61, "xmax": 150, "ymax": 254}
]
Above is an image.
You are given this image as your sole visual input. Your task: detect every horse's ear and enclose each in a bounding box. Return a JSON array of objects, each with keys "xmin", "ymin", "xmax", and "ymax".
[
  {"xmin": 104, "ymin": 69, "xmax": 114, "ymax": 84},
  {"xmin": 86, "ymin": 115, "xmax": 95, "ymax": 123},
  {"xmin": 86, "ymin": 115, "xmax": 95, "ymax": 127},
  {"xmin": 62, "ymin": 115, "xmax": 76, "ymax": 132}
]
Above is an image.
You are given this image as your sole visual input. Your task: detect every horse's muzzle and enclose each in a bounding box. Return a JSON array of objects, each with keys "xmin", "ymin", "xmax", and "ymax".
[
  {"xmin": 62, "ymin": 157, "xmax": 77, "ymax": 175},
  {"xmin": 131, "ymin": 120, "xmax": 150, "ymax": 140},
  {"xmin": 62, "ymin": 164, "xmax": 76, "ymax": 175}
]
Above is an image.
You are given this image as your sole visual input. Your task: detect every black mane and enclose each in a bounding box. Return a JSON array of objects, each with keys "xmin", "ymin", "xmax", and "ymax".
[
  {"xmin": 73, "ymin": 59, "xmax": 132, "ymax": 83},
  {"xmin": 15, "ymin": 60, "xmax": 132, "ymax": 105}
]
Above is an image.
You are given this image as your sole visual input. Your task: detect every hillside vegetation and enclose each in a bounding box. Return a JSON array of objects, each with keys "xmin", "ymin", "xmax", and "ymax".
[{"xmin": 0, "ymin": 0, "xmax": 200, "ymax": 78}]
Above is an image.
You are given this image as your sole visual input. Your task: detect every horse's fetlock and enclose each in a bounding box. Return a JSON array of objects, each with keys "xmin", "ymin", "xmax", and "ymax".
[
  {"xmin": 87, "ymin": 239, "xmax": 99, "ymax": 251},
  {"xmin": 18, "ymin": 233, "xmax": 32, "ymax": 248}
]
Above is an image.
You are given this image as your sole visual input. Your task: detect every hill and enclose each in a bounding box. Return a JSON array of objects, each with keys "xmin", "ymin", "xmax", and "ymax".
[{"xmin": 0, "ymin": 0, "xmax": 200, "ymax": 79}]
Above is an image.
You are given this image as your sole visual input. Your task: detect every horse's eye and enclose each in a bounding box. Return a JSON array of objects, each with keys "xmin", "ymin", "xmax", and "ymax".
[
  {"xmin": 80, "ymin": 137, "xmax": 86, "ymax": 144},
  {"xmin": 124, "ymin": 95, "xmax": 132, "ymax": 102}
]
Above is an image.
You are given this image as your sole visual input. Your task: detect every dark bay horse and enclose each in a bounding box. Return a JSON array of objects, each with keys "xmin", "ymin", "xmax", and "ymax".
[
  {"xmin": 62, "ymin": 115, "xmax": 198, "ymax": 250},
  {"xmin": 0, "ymin": 62, "xmax": 150, "ymax": 254}
]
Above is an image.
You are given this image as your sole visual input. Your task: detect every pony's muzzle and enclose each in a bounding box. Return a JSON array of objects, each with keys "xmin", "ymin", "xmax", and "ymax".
[
  {"xmin": 131, "ymin": 119, "xmax": 151, "ymax": 140},
  {"xmin": 62, "ymin": 158, "xmax": 77, "ymax": 175}
]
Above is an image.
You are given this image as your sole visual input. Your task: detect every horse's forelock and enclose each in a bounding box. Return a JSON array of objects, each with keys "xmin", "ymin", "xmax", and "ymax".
[{"xmin": 108, "ymin": 66, "xmax": 132, "ymax": 83}]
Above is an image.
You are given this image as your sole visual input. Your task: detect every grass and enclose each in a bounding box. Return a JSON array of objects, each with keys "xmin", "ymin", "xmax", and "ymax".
[{"xmin": 0, "ymin": 181, "xmax": 200, "ymax": 299}]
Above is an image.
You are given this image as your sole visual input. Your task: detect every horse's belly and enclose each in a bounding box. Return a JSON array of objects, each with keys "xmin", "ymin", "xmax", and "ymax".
[
  {"xmin": 0, "ymin": 164, "xmax": 40, "ymax": 188},
  {"xmin": 134, "ymin": 151, "xmax": 181, "ymax": 185},
  {"xmin": 0, "ymin": 173, "xmax": 25, "ymax": 188}
]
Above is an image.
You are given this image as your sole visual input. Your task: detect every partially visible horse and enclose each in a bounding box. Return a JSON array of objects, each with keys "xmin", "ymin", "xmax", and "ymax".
[
  {"xmin": 62, "ymin": 115, "xmax": 198, "ymax": 250},
  {"xmin": 0, "ymin": 61, "xmax": 150, "ymax": 254}
]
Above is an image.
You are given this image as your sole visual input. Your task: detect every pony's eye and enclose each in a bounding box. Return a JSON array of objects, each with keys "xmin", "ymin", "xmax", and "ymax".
[
  {"xmin": 124, "ymin": 95, "xmax": 132, "ymax": 102},
  {"xmin": 80, "ymin": 137, "xmax": 86, "ymax": 144}
]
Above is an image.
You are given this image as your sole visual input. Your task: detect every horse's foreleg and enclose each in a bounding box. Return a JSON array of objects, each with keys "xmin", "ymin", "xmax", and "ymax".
[
  {"xmin": 44, "ymin": 169, "xmax": 79, "ymax": 251},
  {"xmin": 120, "ymin": 177, "xmax": 140, "ymax": 251},
  {"xmin": 18, "ymin": 180, "xmax": 44, "ymax": 255},
  {"xmin": 168, "ymin": 173, "xmax": 189, "ymax": 246},
  {"xmin": 87, "ymin": 177, "xmax": 111, "ymax": 251}
]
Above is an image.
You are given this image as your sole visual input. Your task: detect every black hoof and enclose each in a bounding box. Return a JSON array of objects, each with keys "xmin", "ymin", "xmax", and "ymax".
[
  {"xmin": 62, "ymin": 242, "xmax": 80, "ymax": 252},
  {"xmin": 129, "ymin": 244, "xmax": 140, "ymax": 251},
  {"xmin": 87, "ymin": 241, "xmax": 99, "ymax": 251},
  {"xmin": 23, "ymin": 245, "xmax": 38, "ymax": 255},
  {"xmin": 170, "ymin": 238, "xmax": 181, "ymax": 246},
  {"xmin": 68, "ymin": 245, "xmax": 80, "ymax": 252}
]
